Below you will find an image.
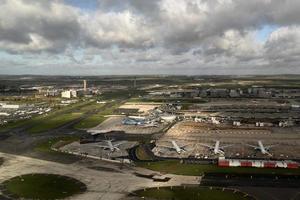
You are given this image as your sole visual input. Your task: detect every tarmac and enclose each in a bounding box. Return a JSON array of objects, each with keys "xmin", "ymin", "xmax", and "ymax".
[
  {"xmin": 89, "ymin": 116, "xmax": 167, "ymax": 135},
  {"xmin": 0, "ymin": 152, "xmax": 200, "ymax": 200},
  {"xmin": 154, "ymin": 121, "xmax": 300, "ymax": 159},
  {"xmin": 60, "ymin": 141, "xmax": 138, "ymax": 159}
]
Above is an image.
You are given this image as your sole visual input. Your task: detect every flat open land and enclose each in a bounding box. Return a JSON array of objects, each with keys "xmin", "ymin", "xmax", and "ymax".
[
  {"xmin": 136, "ymin": 160, "xmax": 300, "ymax": 176},
  {"xmin": 1, "ymin": 173, "xmax": 86, "ymax": 199},
  {"xmin": 0, "ymin": 152, "xmax": 199, "ymax": 200},
  {"xmin": 133, "ymin": 186, "xmax": 252, "ymax": 200},
  {"xmin": 74, "ymin": 100, "xmax": 123, "ymax": 129},
  {"xmin": 28, "ymin": 112, "xmax": 83, "ymax": 133},
  {"xmin": 0, "ymin": 100, "xmax": 94, "ymax": 134}
]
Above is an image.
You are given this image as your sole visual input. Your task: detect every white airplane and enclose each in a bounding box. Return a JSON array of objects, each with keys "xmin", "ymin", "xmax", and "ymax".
[
  {"xmin": 94, "ymin": 140, "xmax": 126, "ymax": 152},
  {"xmin": 199, "ymin": 141, "xmax": 232, "ymax": 155},
  {"xmin": 246, "ymin": 140, "xmax": 275, "ymax": 156},
  {"xmin": 157, "ymin": 140, "xmax": 189, "ymax": 154},
  {"xmin": 142, "ymin": 122, "xmax": 158, "ymax": 127}
]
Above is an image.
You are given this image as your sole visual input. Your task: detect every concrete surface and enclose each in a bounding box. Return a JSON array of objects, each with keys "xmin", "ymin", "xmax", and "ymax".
[{"xmin": 0, "ymin": 152, "xmax": 200, "ymax": 200}]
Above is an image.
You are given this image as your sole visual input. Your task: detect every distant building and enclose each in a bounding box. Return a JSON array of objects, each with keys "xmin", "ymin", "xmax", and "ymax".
[
  {"xmin": 61, "ymin": 100, "xmax": 78, "ymax": 104},
  {"xmin": 279, "ymin": 120, "xmax": 294, "ymax": 127},
  {"xmin": 0, "ymin": 103, "xmax": 23, "ymax": 109},
  {"xmin": 229, "ymin": 89, "xmax": 240, "ymax": 97},
  {"xmin": 255, "ymin": 122, "xmax": 273, "ymax": 127},
  {"xmin": 133, "ymin": 78, "xmax": 137, "ymax": 88},
  {"xmin": 160, "ymin": 115, "xmax": 176, "ymax": 122},
  {"xmin": 61, "ymin": 90, "xmax": 79, "ymax": 98},
  {"xmin": 61, "ymin": 90, "xmax": 72, "ymax": 98},
  {"xmin": 0, "ymin": 112, "xmax": 10, "ymax": 116},
  {"xmin": 83, "ymin": 80, "xmax": 87, "ymax": 91},
  {"xmin": 233, "ymin": 121, "xmax": 241, "ymax": 126},
  {"xmin": 199, "ymin": 89, "xmax": 208, "ymax": 97},
  {"xmin": 71, "ymin": 90, "xmax": 78, "ymax": 97},
  {"xmin": 45, "ymin": 89, "xmax": 59, "ymax": 97},
  {"xmin": 211, "ymin": 117, "xmax": 221, "ymax": 124},
  {"xmin": 209, "ymin": 89, "xmax": 228, "ymax": 98}
]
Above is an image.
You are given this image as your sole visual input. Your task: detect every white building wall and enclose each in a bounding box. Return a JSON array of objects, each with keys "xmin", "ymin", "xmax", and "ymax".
[{"xmin": 61, "ymin": 91, "xmax": 72, "ymax": 98}]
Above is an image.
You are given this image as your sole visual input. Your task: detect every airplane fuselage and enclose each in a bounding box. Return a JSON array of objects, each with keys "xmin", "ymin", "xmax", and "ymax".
[
  {"xmin": 214, "ymin": 141, "xmax": 220, "ymax": 154},
  {"xmin": 107, "ymin": 140, "xmax": 115, "ymax": 152},
  {"xmin": 171, "ymin": 140, "xmax": 183, "ymax": 154},
  {"xmin": 201, "ymin": 140, "xmax": 225, "ymax": 155},
  {"xmin": 258, "ymin": 140, "xmax": 267, "ymax": 154}
]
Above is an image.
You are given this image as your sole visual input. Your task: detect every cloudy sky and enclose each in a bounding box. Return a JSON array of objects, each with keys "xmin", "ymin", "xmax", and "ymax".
[{"xmin": 1, "ymin": 0, "xmax": 300, "ymax": 75}]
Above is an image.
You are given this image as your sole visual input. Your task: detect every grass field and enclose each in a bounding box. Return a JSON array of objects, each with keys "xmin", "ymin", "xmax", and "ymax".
[
  {"xmin": 135, "ymin": 146, "xmax": 155, "ymax": 161},
  {"xmin": 100, "ymin": 89, "xmax": 146, "ymax": 100},
  {"xmin": 136, "ymin": 160, "xmax": 300, "ymax": 176},
  {"xmin": 35, "ymin": 136, "xmax": 79, "ymax": 153},
  {"xmin": 134, "ymin": 186, "xmax": 250, "ymax": 200},
  {"xmin": 0, "ymin": 100, "xmax": 92, "ymax": 133},
  {"xmin": 34, "ymin": 136, "xmax": 81, "ymax": 164},
  {"xmin": 0, "ymin": 119, "xmax": 29, "ymax": 132},
  {"xmin": 25, "ymin": 100, "xmax": 96, "ymax": 134},
  {"xmin": 2, "ymin": 174, "xmax": 86, "ymax": 199},
  {"xmin": 74, "ymin": 114, "xmax": 107, "ymax": 129},
  {"xmin": 76, "ymin": 101, "xmax": 105, "ymax": 112},
  {"xmin": 28, "ymin": 112, "xmax": 83, "ymax": 133},
  {"xmin": 129, "ymin": 97, "xmax": 208, "ymax": 104},
  {"xmin": 1, "ymin": 97, "xmax": 124, "ymax": 133},
  {"xmin": 0, "ymin": 90, "xmax": 134, "ymax": 133},
  {"xmin": 74, "ymin": 101, "xmax": 122, "ymax": 129}
]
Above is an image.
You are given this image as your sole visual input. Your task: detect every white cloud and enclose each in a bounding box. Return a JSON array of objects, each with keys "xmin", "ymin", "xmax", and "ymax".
[
  {"xmin": 81, "ymin": 10, "xmax": 154, "ymax": 49},
  {"xmin": 1, "ymin": 0, "xmax": 300, "ymax": 74},
  {"xmin": 0, "ymin": 0, "xmax": 81, "ymax": 53},
  {"xmin": 265, "ymin": 26, "xmax": 300, "ymax": 67}
]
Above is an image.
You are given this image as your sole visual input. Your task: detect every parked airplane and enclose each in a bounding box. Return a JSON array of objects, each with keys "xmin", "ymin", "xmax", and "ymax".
[
  {"xmin": 122, "ymin": 117, "xmax": 145, "ymax": 125},
  {"xmin": 142, "ymin": 122, "xmax": 158, "ymax": 127},
  {"xmin": 158, "ymin": 140, "xmax": 189, "ymax": 154},
  {"xmin": 123, "ymin": 117, "xmax": 159, "ymax": 127},
  {"xmin": 199, "ymin": 141, "xmax": 232, "ymax": 155},
  {"xmin": 246, "ymin": 140, "xmax": 275, "ymax": 156},
  {"xmin": 95, "ymin": 140, "xmax": 126, "ymax": 152}
]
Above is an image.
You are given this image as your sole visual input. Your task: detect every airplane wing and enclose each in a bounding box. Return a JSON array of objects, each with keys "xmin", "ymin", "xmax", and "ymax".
[
  {"xmin": 96, "ymin": 145, "xmax": 110, "ymax": 149},
  {"xmin": 84, "ymin": 142, "xmax": 107, "ymax": 148},
  {"xmin": 245, "ymin": 144, "xmax": 258, "ymax": 148},
  {"xmin": 157, "ymin": 145, "xmax": 174, "ymax": 150},
  {"xmin": 180, "ymin": 144, "xmax": 190, "ymax": 149},
  {"xmin": 113, "ymin": 141, "xmax": 126, "ymax": 147},
  {"xmin": 265, "ymin": 144, "xmax": 277, "ymax": 149},
  {"xmin": 198, "ymin": 143, "xmax": 213, "ymax": 149},
  {"xmin": 220, "ymin": 144, "xmax": 234, "ymax": 149}
]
